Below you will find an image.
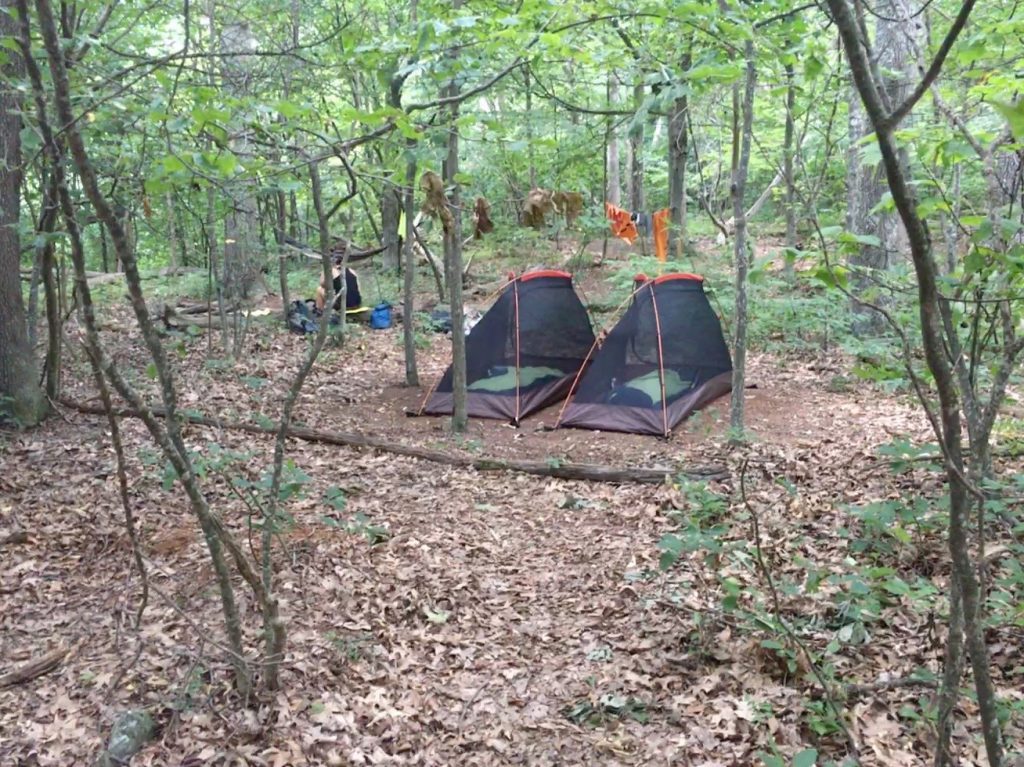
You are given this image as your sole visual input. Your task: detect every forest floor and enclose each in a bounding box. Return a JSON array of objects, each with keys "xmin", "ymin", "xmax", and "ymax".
[{"xmin": 2, "ymin": 245, "xmax": 1023, "ymax": 766}]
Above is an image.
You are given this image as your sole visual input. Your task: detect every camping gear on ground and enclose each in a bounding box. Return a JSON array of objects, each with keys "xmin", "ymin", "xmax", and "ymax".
[
  {"xmin": 419, "ymin": 270, "xmax": 596, "ymax": 424},
  {"xmin": 370, "ymin": 302, "xmax": 393, "ymax": 329},
  {"xmin": 287, "ymin": 300, "xmax": 319, "ymax": 334},
  {"xmin": 557, "ymin": 273, "xmax": 732, "ymax": 436},
  {"xmin": 425, "ymin": 306, "xmax": 483, "ymax": 335}
]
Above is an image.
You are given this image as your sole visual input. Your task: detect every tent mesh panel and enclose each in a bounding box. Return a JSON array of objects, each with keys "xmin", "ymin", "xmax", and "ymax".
[
  {"xmin": 433, "ymin": 273, "xmax": 594, "ymax": 394},
  {"xmin": 571, "ymin": 277, "xmax": 731, "ymax": 407}
]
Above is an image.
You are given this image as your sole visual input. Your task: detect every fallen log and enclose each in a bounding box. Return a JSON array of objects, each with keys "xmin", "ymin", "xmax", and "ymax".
[
  {"xmin": 0, "ymin": 644, "xmax": 69, "ymax": 688},
  {"xmin": 61, "ymin": 399, "xmax": 728, "ymax": 485}
]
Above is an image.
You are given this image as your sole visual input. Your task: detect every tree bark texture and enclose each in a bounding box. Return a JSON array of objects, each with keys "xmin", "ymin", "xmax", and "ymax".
[
  {"xmin": 381, "ymin": 184, "xmax": 401, "ymax": 272},
  {"xmin": 668, "ymin": 51, "xmax": 691, "ymax": 260},
  {"xmin": 629, "ymin": 82, "xmax": 645, "ymax": 213},
  {"xmin": 729, "ymin": 41, "xmax": 756, "ymax": 439},
  {"xmin": 845, "ymin": 0, "xmax": 917, "ymax": 335},
  {"xmin": 219, "ymin": 20, "xmax": 263, "ymax": 307},
  {"xmin": 444, "ymin": 0, "xmax": 467, "ymax": 432},
  {"xmin": 606, "ymin": 75, "xmax": 621, "ymax": 207},
  {"xmin": 783, "ymin": 57, "xmax": 797, "ymax": 280},
  {"xmin": 0, "ymin": 0, "xmax": 44, "ymax": 425},
  {"xmin": 827, "ymin": 2, "xmax": 1003, "ymax": 764},
  {"xmin": 402, "ymin": 140, "xmax": 419, "ymax": 386}
]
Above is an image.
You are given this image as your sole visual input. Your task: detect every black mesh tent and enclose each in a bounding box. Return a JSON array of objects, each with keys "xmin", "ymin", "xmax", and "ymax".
[
  {"xmin": 420, "ymin": 270, "xmax": 595, "ymax": 424},
  {"xmin": 557, "ymin": 273, "xmax": 732, "ymax": 436}
]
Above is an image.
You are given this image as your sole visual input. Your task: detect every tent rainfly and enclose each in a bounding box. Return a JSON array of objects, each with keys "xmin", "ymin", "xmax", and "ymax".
[
  {"xmin": 419, "ymin": 270, "xmax": 596, "ymax": 424},
  {"xmin": 557, "ymin": 273, "xmax": 732, "ymax": 436}
]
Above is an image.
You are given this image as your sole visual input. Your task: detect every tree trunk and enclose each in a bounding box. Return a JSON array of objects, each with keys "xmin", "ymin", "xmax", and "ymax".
[
  {"xmin": 402, "ymin": 140, "xmax": 419, "ymax": 386},
  {"xmin": 219, "ymin": 19, "xmax": 263, "ymax": 311},
  {"xmin": 525, "ymin": 67, "xmax": 536, "ymax": 189},
  {"xmin": 729, "ymin": 41, "xmax": 756, "ymax": 441},
  {"xmin": 828, "ymin": 2, "xmax": 1004, "ymax": 763},
  {"xmin": 606, "ymin": 75, "xmax": 621, "ymax": 206},
  {"xmin": 166, "ymin": 191, "xmax": 179, "ymax": 270},
  {"xmin": 443, "ymin": 5, "xmax": 467, "ymax": 432},
  {"xmin": 381, "ymin": 184, "xmax": 400, "ymax": 272},
  {"xmin": 36, "ymin": 175, "xmax": 60, "ymax": 400},
  {"xmin": 0, "ymin": 0, "xmax": 44, "ymax": 425},
  {"xmin": 845, "ymin": 0, "xmax": 914, "ymax": 335},
  {"xmin": 668, "ymin": 51, "xmax": 691, "ymax": 260},
  {"xmin": 275, "ymin": 190, "xmax": 289, "ymax": 325},
  {"xmin": 783, "ymin": 57, "xmax": 797, "ymax": 281},
  {"xmin": 34, "ymin": 0, "xmax": 255, "ymax": 693},
  {"xmin": 629, "ymin": 81, "xmax": 645, "ymax": 213},
  {"xmin": 27, "ymin": 178, "xmax": 58, "ymax": 348}
]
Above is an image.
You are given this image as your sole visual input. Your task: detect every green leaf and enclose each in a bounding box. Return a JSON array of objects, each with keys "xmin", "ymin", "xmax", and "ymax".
[
  {"xmin": 145, "ymin": 362, "xmax": 158, "ymax": 380},
  {"xmin": 813, "ymin": 265, "xmax": 848, "ymax": 290},
  {"xmin": 991, "ymin": 99, "xmax": 1024, "ymax": 139},
  {"xmin": 804, "ymin": 55, "xmax": 824, "ymax": 81},
  {"xmin": 792, "ymin": 748, "xmax": 818, "ymax": 767},
  {"xmin": 838, "ymin": 231, "xmax": 882, "ymax": 248},
  {"xmin": 274, "ymin": 100, "xmax": 303, "ymax": 119},
  {"xmin": 686, "ymin": 61, "xmax": 743, "ymax": 83},
  {"xmin": 963, "ymin": 248, "xmax": 986, "ymax": 274}
]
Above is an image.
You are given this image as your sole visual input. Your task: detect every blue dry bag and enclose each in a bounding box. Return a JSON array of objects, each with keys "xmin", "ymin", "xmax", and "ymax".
[{"xmin": 370, "ymin": 302, "xmax": 392, "ymax": 329}]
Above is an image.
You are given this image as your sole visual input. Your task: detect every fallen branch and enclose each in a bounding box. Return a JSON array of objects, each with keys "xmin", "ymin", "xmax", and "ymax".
[
  {"xmin": 0, "ymin": 644, "xmax": 69, "ymax": 687},
  {"xmin": 844, "ymin": 676, "xmax": 938, "ymax": 701},
  {"xmin": 61, "ymin": 398, "xmax": 728, "ymax": 484}
]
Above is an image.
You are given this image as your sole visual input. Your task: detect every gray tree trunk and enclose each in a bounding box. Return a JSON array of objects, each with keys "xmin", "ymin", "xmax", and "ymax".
[
  {"xmin": 0, "ymin": 0, "xmax": 43, "ymax": 425},
  {"xmin": 729, "ymin": 41, "xmax": 756, "ymax": 441},
  {"xmin": 668, "ymin": 51, "xmax": 691, "ymax": 260},
  {"xmin": 783, "ymin": 58, "xmax": 797, "ymax": 281},
  {"xmin": 402, "ymin": 140, "xmax": 419, "ymax": 386},
  {"xmin": 628, "ymin": 82, "xmax": 645, "ymax": 212},
  {"xmin": 219, "ymin": 19, "xmax": 263, "ymax": 308},
  {"xmin": 606, "ymin": 75, "xmax": 621, "ymax": 206},
  {"xmin": 444, "ymin": 0, "xmax": 467, "ymax": 432},
  {"xmin": 827, "ymin": 2, "xmax": 1005, "ymax": 763},
  {"xmin": 525, "ymin": 68, "xmax": 536, "ymax": 189},
  {"xmin": 846, "ymin": 0, "xmax": 916, "ymax": 334},
  {"xmin": 381, "ymin": 185, "xmax": 400, "ymax": 272}
]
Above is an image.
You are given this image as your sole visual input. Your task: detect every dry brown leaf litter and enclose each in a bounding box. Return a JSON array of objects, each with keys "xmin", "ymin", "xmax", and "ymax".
[{"xmin": 2, "ymin": 281, "xmax": 1022, "ymax": 767}]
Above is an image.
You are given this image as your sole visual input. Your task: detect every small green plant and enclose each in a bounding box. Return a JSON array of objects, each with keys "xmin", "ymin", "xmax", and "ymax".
[
  {"xmin": 562, "ymin": 692, "xmax": 649, "ymax": 727},
  {"xmin": 320, "ymin": 489, "xmax": 389, "ymax": 545},
  {"xmin": 325, "ymin": 631, "xmax": 374, "ymax": 663},
  {"xmin": 170, "ymin": 664, "xmax": 209, "ymax": 712},
  {"xmin": 803, "ymin": 699, "xmax": 844, "ymax": 739}
]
